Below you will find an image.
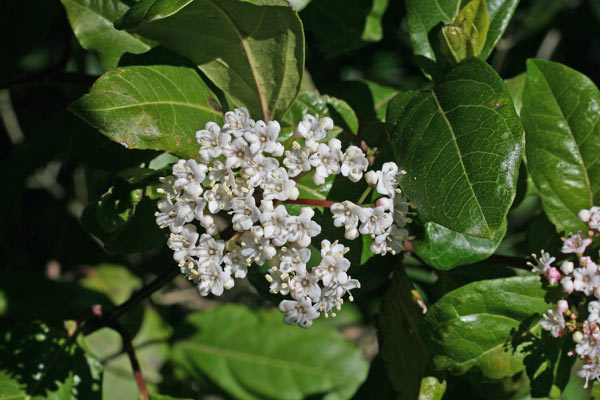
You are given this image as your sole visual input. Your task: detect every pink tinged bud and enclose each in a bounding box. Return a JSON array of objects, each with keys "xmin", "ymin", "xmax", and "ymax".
[
  {"xmin": 557, "ymin": 300, "xmax": 569, "ymax": 314},
  {"xmin": 561, "ymin": 277, "xmax": 574, "ymax": 294},
  {"xmin": 545, "ymin": 267, "xmax": 561, "ymax": 285},
  {"xmin": 579, "ymin": 209, "xmax": 591, "ymax": 223},
  {"xmin": 375, "ymin": 197, "xmax": 393, "ymax": 210}
]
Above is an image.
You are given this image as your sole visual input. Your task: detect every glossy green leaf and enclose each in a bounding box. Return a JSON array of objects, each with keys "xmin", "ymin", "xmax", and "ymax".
[
  {"xmin": 61, "ymin": 0, "xmax": 152, "ymax": 69},
  {"xmin": 0, "ymin": 322, "xmax": 102, "ymax": 399},
  {"xmin": 439, "ymin": 25, "xmax": 470, "ymax": 65},
  {"xmin": 69, "ymin": 65, "xmax": 222, "ymax": 158},
  {"xmin": 171, "ymin": 304, "xmax": 368, "ymax": 400},
  {"xmin": 413, "ymin": 219, "xmax": 507, "ymax": 270},
  {"xmin": 386, "ymin": 58, "xmax": 523, "ymax": 239},
  {"xmin": 522, "ymin": 59, "xmax": 600, "ymax": 233},
  {"xmin": 300, "ymin": 0, "xmax": 388, "ymax": 55},
  {"xmin": 281, "ymin": 91, "xmax": 359, "ymax": 135},
  {"xmin": 505, "ymin": 73, "xmax": 526, "ymax": 116},
  {"xmin": 405, "ymin": 0, "xmax": 519, "ymax": 75},
  {"xmin": 379, "ymin": 266, "xmax": 429, "ymax": 400},
  {"xmin": 453, "ymin": 0, "xmax": 489, "ymax": 56},
  {"xmin": 418, "ymin": 376, "xmax": 447, "ymax": 400},
  {"xmin": 424, "ymin": 276, "xmax": 553, "ymax": 379},
  {"xmin": 117, "ymin": 0, "xmax": 304, "ymax": 121}
]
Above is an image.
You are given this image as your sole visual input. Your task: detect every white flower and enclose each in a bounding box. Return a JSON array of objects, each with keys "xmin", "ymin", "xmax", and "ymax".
[
  {"xmin": 265, "ymin": 266, "xmax": 290, "ymax": 295},
  {"xmin": 196, "ymin": 234, "xmax": 225, "ymax": 266},
  {"xmin": 204, "ymin": 184, "xmax": 233, "ymax": 213},
  {"xmin": 294, "ymin": 114, "xmax": 333, "ymax": 149},
  {"xmin": 167, "ymin": 224, "xmax": 199, "ymax": 263},
  {"xmin": 242, "ymin": 156, "xmax": 279, "ymax": 187},
  {"xmin": 223, "ymin": 244, "xmax": 249, "ymax": 279},
  {"xmin": 278, "ymin": 245, "xmax": 311, "ymax": 274},
  {"xmin": 562, "ymin": 232, "xmax": 592, "ymax": 254},
  {"xmin": 330, "ymin": 201, "xmax": 363, "ymax": 240},
  {"xmin": 371, "ymin": 230, "xmax": 393, "ymax": 255},
  {"xmin": 231, "ymin": 196, "xmax": 260, "ymax": 232},
  {"xmin": 314, "ymin": 254, "xmax": 350, "ymax": 287},
  {"xmin": 156, "ymin": 197, "xmax": 205, "ymax": 233},
  {"xmin": 240, "ymin": 231, "xmax": 276, "ymax": 265},
  {"xmin": 224, "ymin": 137, "xmax": 254, "ymax": 169},
  {"xmin": 283, "ymin": 144, "xmax": 311, "ymax": 178},
  {"xmin": 222, "ymin": 107, "xmax": 255, "ymax": 137},
  {"xmin": 573, "ymin": 263, "xmax": 600, "ymax": 296},
  {"xmin": 286, "ymin": 208, "xmax": 322, "ymax": 248},
  {"xmin": 540, "ymin": 308, "xmax": 565, "ymax": 337},
  {"xmin": 375, "ymin": 162, "xmax": 400, "ymax": 198},
  {"xmin": 590, "ymin": 301, "xmax": 600, "ymax": 324},
  {"xmin": 589, "ymin": 207, "xmax": 600, "ymax": 231},
  {"xmin": 309, "ymin": 139, "xmax": 342, "ymax": 185},
  {"xmin": 278, "ymin": 299, "xmax": 320, "ymax": 328},
  {"xmin": 289, "ymin": 266, "xmax": 321, "ymax": 301},
  {"xmin": 577, "ymin": 363, "xmax": 600, "ymax": 389},
  {"xmin": 576, "ymin": 325, "xmax": 600, "ymax": 360},
  {"xmin": 196, "ymin": 263, "xmax": 234, "ymax": 296},
  {"xmin": 529, "ymin": 251, "xmax": 556, "ymax": 275},
  {"xmin": 261, "ymin": 167, "xmax": 298, "ymax": 201},
  {"xmin": 172, "ymin": 159, "xmax": 207, "ymax": 197},
  {"xmin": 359, "ymin": 206, "xmax": 393, "ymax": 236},
  {"xmin": 244, "ymin": 120, "xmax": 284, "ymax": 156},
  {"xmin": 260, "ymin": 203, "xmax": 290, "ymax": 246},
  {"xmin": 340, "ymin": 146, "xmax": 368, "ymax": 182},
  {"xmin": 196, "ymin": 122, "xmax": 231, "ymax": 162}
]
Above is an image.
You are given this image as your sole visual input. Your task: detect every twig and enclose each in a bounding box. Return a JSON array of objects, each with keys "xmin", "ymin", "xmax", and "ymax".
[
  {"xmin": 109, "ymin": 321, "xmax": 150, "ymax": 400},
  {"xmin": 81, "ymin": 267, "xmax": 179, "ymax": 334}
]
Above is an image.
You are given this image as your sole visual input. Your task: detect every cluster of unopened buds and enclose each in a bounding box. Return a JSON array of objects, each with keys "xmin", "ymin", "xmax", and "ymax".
[
  {"xmin": 533, "ymin": 207, "xmax": 600, "ymax": 387},
  {"xmin": 154, "ymin": 107, "xmax": 411, "ymax": 327}
]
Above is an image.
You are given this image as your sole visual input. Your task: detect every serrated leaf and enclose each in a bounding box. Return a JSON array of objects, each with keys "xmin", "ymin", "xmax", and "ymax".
[
  {"xmin": 522, "ymin": 59, "xmax": 600, "ymax": 234},
  {"xmin": 413, "ymin": 219, "xmax": 507, "ymax": 270},
  {"xmin": 117, "ymin": 0, "xmax": 304, "ymax": 121},
  {"xmin": 61, "ymin": 0, "xmax": 152, "ymax": 69},
  {"xmin": 405, "ymin": 0, "xmax": 519, "ymax": 76},
  {"xmin": 300, "ymin": 0, "xmax": 388, "ymax": 56},
  {"xmin": 69, "ymin": 65, "xmax": 222, "ymax": 158},
  {"xmin": 171, "ymin": 304, "xmax": 368, "ymax": 400},
  {"xmin": 378, "ymin": 266, "xmax": 429, "ymax": 400},
  {"xmin": 0, "ymin": 322, "xmax": 102, "ymax": 399},
  {"xmin": 386, "ymin": 58, "xmax": 523, "ymax": 239},
  {"xmin": 424, "ymin": 276, "xmax": 553, "ymax": 379}
]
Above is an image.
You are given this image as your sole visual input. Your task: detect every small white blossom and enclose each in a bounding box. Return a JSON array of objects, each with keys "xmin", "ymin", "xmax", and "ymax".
[
  {"xmin": 541, "ymin": 308, "xmax": 565, "ymax": 337},
  {"xmin": 294, "ymin": 114, "xmax": 333, "ymax": 149},
  {"xmin": 196, "ymin": 263, "xmax": 234, "ymax": 296},
  {"xmin": 242, "ymin": 155, "xmax": 279, "ymax": 187},
  {"xmin": 196, "ymin": 122, "xmax": 231, "ymax": 162},
  {"xmin": 375, "ymin": 162, "xmax": 400, "ymax": 198},
  {"xmin": 222, "ymin": 107, "xmax": 255, "ymax": 137},
  {"xmin": 283, "ymin": 144, "xmax": 311, "ymax": 178},
  {"xmin": 331, "ymin": 201, "xmax": 363, "ymax": 240},
  {"xmin": 204, "ymin": 184, "xmax": 233, "ymax": 213},
  {"xmin": 172, "ymin": 159, "xmax": 207, "ymax": 197},
  {"xmin": 562, "ymin": 232, "xmax": 592, "ymax": 254},
  {"xmin": 224, "ymin": 137, "xmax": 254, "ymax": 169},
  {"xmin": 244, "ymin": 120, "xmax": 284, "ymax": 156},
  {"xmin": 359, "ymin": 206, "xmax": 393, "ymax": 236},
  {"xmin": 261, "ymin": 167, "xmax": 298, "ymax": 201},
  {"xmin": 340, "ymin": 146, "xmax": 368, "ymax": 182},
  {"xmin": 289, "ymin": 266, "xmax": 321, "ymax": 301},
  {"xmin": 260, "ymin": 203, "xmax": 290, "ymax": 246},
  {"xmin": 577, "ymin": 363, "xmax": 600, "ymax": 389},
  {"xmin": 278, "ymin": 299, "xmax": 320, "ymax": 328},
  {"xmin": 240, "ymin": 231, "xmax": 276, "ymax": 265},
  {"xmin": 286, "ymin": 208, "xmax": 322, "ymax": 248},
  {"xmin": 278, "ymin": 246, "xmax": 311, "ymax": 274},
  {"xmin": 231, "ymin": 196, "xmax": 260, "ymax": 232},
  {"xmin": 223, "ymin": 244, "xmax": 249, "ymax": 279},
  {"xmin": 167, "ymin": 224, "xmax": 199, "ymax": 263},
  {"xmin": 196, "ymin": 234, "xmax": 225, "ymax": 266},
  {"xmin": 265, "ymin": 266, "xmax": 291, "ymax": 295},
  {"xmin": 309, "ymin": 139, "xmax": 342, "ymax": 185},
  {"xmin": 573, "ymin": 262, "xmax": 600, "ymax": 296}
]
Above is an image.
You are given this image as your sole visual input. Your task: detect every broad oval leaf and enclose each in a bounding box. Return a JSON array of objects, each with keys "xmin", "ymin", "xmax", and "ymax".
[
  {"xmin": 386, "ymin": 58, "xmax": 523, "ymax": 239},
  {"xmin": 405, "ymin": 0, "xmax": 519, "ymax": 76},
  {"xmin": 413, "ymin": 219, "xmax": 507, "ymax": 270},
  {"xmin": 61, "ymin": 0, "xmax": 152, "ymax": 69},
  {"xmin": 171, "ymin": 304, "xmax": 368, "ymax": 400},
  {"xmin": 522, "ymin": 59, "xmax": 600, "ymax": 233},
  {"xmin": 424, "ymin": 276, "xmax": 552, "ymax": 379},
  {"xmin": 69, "ymin": 64, "xmax": 222, "ymax": 158},
  {"xmin": 117, "ymin": 0, "xmax": 304, "ymax": 121}
]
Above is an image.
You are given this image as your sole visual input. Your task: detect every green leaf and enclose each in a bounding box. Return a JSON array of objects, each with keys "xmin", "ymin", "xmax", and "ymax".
[
  {"xmin": 522, "ymin": 59, "xmax": 600, "ymax": 234},
  {"xmin": 171, "ymin": 304, "xmax": 368, "ymax": 400},
  {"xmin": 453, "ymin": 0, "xmax": 489, "ymax": 56},
  {"xmin": 418, "ymin": 376, "xmax": 447, "ymax": 400},
  {"xmin": 61, "ymin": 0, "xmax": 152, "ymax": 69},
  {"xmin": 79, "ymin": 264, "xmax": 142, "ymax": 304},
  {"xmin": 378, "ymin": 266, "xmax": 429, "ymax": 400},
  {"xmin": 505, "ymin": 73, "xmax": 526, "ymax": 116},
  {"xmin": 0, "ymin": 322, "xmax": 102, "ymax": 399},
  {"xmin": 300, "ymin": 0, "xmax": 388, "ymax": 55},
  {"xmin": 386, "ymin": 58, "xmax": 523, "ymax": 239},
  {"xmin": 413, "ymin": 219, "xmax": 507, "ymax": 270},
  {"xmin": 69, "ymin": 64, "xmax": 222, "ymax": 158},
  {"xmin": 424, "ymin": 276, "xmax": 553, "ymax": 379},
  {"xmin": 524, "ymin": 335, "xmax": 575, "ymax": 398},
  {"xmin": 281, "ymin": 91, "xmax": 359, "ymax": 135},
  {"xmin": 405, "ymin": 0, "xmax": 519, "ymax": 76},
  {"xmin": 117, "ymin": 0, "xmax": 304, "ymax": 121},
  {"xmin": 149, "ymin": 395, "xmax": 193, "ymax": 400}
]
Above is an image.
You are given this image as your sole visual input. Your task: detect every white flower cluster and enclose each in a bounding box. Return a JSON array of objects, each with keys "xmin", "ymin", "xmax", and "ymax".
[
  {"xmin": 154, "ymin": 108, "xmax": 410, "ymax": 327},
  {"xmin": 535, "ymin": 207, "xmax": 600, "ymax": 387}
]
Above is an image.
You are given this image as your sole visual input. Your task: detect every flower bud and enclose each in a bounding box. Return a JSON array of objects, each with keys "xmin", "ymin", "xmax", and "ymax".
[
  {"xmin": 573, "ymin": 331, "xmax": 584, "ymax": 343},
  {"xmin": 344, "ymin": 227, "xmax": 359, "ymax": 240},
  {"xmin": 365, "ymin": 171, "xmax": 378, "ymax": 186},
  {"xmin": 376, "ymin": 197, "xmax": 393, "ymax": 211},
  {"xmin": 560, "ymin": 261, "xmax": 574, "ymax": 275},
  {"xmin": 288, "ymin": 187, "xmax": 299, "ymax": 201},
  {"xmin": 557, "ymin": 300, "xmax": 569, "ymax": 314},
  {"xmin": 561, "ymin": 277, "xmax": 574, "ymax": 294},
  {"xmin": 579, "ymin": 209, "xmax": 591, "ymax": 223}
]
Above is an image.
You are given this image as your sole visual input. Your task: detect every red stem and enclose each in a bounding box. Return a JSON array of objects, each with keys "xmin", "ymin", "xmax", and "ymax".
[{"xmin": 254, "ymin": 195, "xmax": 335, "ymax": 208}]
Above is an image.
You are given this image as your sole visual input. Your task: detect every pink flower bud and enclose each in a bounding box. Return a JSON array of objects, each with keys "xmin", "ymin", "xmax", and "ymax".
[
  {"xmin": 544, "ymin": 267, "xmax": 561, "ymax": 285},
  {"xmin": 557, "ymin": 300, "xmax": 569, "ymax": 313}
]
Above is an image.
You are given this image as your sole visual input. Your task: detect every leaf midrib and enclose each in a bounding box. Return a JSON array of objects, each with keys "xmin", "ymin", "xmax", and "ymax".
[
  {"xmin": 84, "ymin": 99, "xmax": 220, "ymax": 115},
  {"xmin": 429, "ymin": 88, "xmax": 491, "ymax": 237}
]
